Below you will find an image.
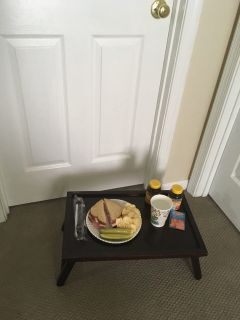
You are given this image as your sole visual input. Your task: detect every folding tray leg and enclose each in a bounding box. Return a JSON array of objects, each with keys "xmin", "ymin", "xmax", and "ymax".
[
  {"xmin": 191, "ymin": 257, "xmax": 202, "ymax": 280},
  {"xmin": 57, "ymin": 260, "xmax": 75, "ymax": 286}
]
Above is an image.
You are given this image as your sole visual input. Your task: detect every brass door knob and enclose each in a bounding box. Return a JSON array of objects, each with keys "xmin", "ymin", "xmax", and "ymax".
[{"xmin": 151, "ymin": 0, "xmax": 170, "ymax": 19}]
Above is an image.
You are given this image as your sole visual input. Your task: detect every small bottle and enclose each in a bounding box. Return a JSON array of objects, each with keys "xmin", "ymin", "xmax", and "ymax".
[
  {"xmin": 169, "ymin": 184, "xmax": 183, "ymax": 210},
  {"xmin": 145, "ymin": 179, "xmax": 161, "ymax": 204}
]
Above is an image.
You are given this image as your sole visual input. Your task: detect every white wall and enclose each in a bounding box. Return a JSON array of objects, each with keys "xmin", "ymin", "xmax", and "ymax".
[{"xmin": 163, "ymin": 0, "xmax": 239, "ymax": 184}]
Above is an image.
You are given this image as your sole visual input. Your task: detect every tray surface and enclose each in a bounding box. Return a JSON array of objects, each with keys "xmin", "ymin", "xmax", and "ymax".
[{"xmin": 62, "ymin": 190, "xmax": 208, "ymax": 261}]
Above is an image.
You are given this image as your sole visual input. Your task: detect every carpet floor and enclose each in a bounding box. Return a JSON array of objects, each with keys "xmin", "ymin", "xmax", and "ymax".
[{"xmin": 0, "ymin": 193, "xmax": 239, "ymax": 320}]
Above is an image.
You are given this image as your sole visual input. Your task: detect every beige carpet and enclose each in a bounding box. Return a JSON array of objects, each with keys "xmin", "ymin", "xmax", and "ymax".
[{"xmin": 0, "ymin": 193, "xmax": 240, "ymax": 320}]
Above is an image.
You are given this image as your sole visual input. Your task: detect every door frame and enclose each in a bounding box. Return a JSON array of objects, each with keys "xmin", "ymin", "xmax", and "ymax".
[
  {"xmin": 0, "ymin": 0, "xmax": 203, "ymax": 221},
  {"xmin": 188, "ymin": 14, "xmax": 240, "ymax": 197}
]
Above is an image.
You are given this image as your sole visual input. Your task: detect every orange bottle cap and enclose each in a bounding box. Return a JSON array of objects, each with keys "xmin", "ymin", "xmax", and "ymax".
[
  {"xmin": 171, "ymin": 184, "xmax": 183, "ymax": 195},
  {"xmin": 149, "ymin": 179, "xmax": 161, "ymax": 189}
]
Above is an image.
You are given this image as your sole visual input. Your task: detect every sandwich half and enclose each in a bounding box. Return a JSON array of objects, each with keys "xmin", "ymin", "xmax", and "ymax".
[{"xmin": 89, "ymin": 199, "xmax": 122, "ymax": 228}]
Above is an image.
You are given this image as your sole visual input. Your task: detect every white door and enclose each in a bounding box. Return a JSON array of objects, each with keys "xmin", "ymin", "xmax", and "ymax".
[
  {"xmin": 0, "ymin": 0, "xmax": 172, "ymax": 205},
  {"xmin": 209, "ymin": 108, "xmax": 240, "ymax": 231}
]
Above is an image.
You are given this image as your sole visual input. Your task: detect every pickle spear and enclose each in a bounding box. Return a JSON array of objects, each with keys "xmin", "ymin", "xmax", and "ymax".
[
  {"xmin": 99, "ymin": 228, "xmax": 132, "ymax": 235},
  {"xmin": 100, "ymin": 233, "xmax": 132, "ymax": 241}
]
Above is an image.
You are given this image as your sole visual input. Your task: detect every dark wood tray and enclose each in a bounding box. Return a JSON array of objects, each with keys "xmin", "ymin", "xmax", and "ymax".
[{"xmin": 57, "ymin": 190, "xmax": 208, "ymax": 286}]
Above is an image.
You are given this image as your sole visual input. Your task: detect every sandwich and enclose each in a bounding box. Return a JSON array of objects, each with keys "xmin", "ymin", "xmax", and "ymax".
[{"xmin": 89, "ymin": 198, "xmax": 122, "ymax": 228}]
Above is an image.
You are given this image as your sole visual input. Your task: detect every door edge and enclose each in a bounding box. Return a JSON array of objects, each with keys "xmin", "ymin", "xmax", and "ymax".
[
  {"xmin": 145, "ymin": 0, "xmax": 204, "ymax": 185},
  {"xmin": 188, "ymin": 14, "xmax": 240, "ymax": 197}
]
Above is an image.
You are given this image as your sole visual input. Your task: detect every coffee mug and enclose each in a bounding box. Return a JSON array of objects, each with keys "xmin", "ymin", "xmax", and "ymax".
[{"xmin": 150, "ymin": 195, "xmax": 173, "ymax": 227}]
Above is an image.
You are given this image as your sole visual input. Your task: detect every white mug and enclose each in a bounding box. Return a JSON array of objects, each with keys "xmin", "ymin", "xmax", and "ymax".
[{"xmin": 150, "ymin": 195, "xmax": 173, "ymax": 227}]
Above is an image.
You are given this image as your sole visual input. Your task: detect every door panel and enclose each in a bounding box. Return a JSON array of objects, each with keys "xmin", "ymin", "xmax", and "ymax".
[
  {"xmin": 210, "ymin": 109, "xmax": 240, "ymax": 231},
  {"xmin": 0, "ymin": 0, "xmax": 173, "ymax": 205},
  {"xmin": 5, "ymin": 36, "xmax": 70, "ymax": 170},
  {"xmin": 93, "ymin": 36, "xmax": 143, "ymax": 160}
]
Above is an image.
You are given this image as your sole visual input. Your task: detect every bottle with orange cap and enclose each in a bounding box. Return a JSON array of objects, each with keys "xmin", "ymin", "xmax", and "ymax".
[
  {"xmin": 168, "ymin": 184, "xmax": 184, "ymax": 210},
  {"xmin": 145, "ymin": 179, "xmax": 161, "ymax": 205}
]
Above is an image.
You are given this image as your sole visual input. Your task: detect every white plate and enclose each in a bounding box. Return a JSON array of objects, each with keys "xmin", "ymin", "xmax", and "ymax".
[{"xmin": 86, "ymin": 199, "xmax": 142, "ymax": 244}]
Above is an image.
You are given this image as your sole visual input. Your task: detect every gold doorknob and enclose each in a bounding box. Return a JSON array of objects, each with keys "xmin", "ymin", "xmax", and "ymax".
[{"xmin": 151, "ymin": 0, "xmax": 170, "ymax": 19}]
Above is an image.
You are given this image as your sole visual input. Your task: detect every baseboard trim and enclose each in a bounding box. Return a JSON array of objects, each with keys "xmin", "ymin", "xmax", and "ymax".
[
  {"xmin": 0, "ymin": 169, "xmax": 9, "ymax": 223},
  {"xmin": 162, "ymin": 180, "xmax": 188, "ymax": 190}
]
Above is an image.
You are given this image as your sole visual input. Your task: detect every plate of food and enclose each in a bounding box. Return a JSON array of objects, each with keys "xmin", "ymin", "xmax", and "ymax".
[{"xmin": 86, "ymin": 198, "xmax": 142, "ymax": 244}]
